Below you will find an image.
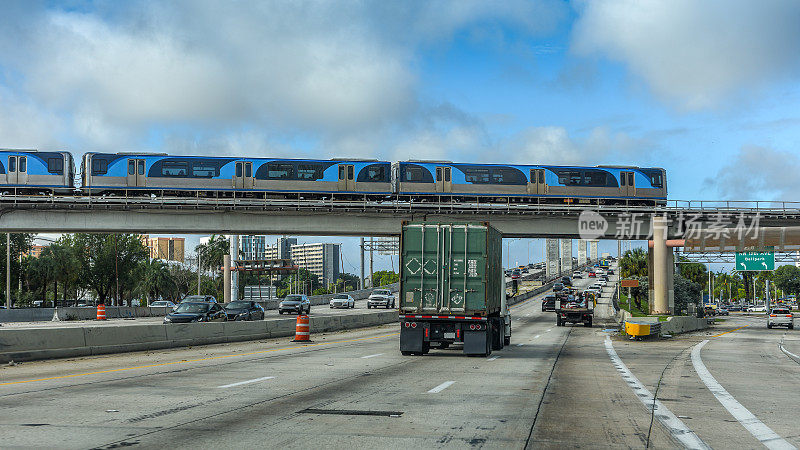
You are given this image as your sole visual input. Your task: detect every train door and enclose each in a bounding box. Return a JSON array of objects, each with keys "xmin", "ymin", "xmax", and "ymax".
[
  {"xmin": 126, "ymin": 159, "xmax": 146, "ymax": 187},
  {"xmin": 435, "ymin": 166, "xmax": 452, "ymax": 193},
  {"xmin": 234, "ymin": 162, "xmax": 253, "ymax": 189},
  {"xmin": 337, "ymin": 164, "xmax": 355, "ymax": 191},
  {"xmin": 620, "ymin": 171, "xmax": 635, "ymax": 197},
  {"xmin": 527, "ymin": 169, "xmax": 546, "ymax": 195},
  {"xmin": 7, "ymin": 156, "xmax": 27, "ymax": 185}
]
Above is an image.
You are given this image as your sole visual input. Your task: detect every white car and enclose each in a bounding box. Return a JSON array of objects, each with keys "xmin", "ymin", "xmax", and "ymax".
[
  {"xmin": 367, "ymin": 289, "xmax": 395, "ymax": 309},
  {"xmin": 597, "ymin": 279, "xmax": 607, "ymax": 287},
  {"xmin": 747, "ymin": 305, "xmax": 767, "ymax": 312},
  {"xmin": 150, "ymin": 300, "xmax": 177, "ymax": 309},
  {"xmin": 329, "ymin": 294, "xmax": 355, "ymax": 309},
  {"xmin": 768, "ymin": 308, "xmax": 794, "ymax": 329}
]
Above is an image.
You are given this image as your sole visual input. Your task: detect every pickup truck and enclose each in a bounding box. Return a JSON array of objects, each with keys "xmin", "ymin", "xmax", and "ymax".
[
  {"xmin": 367, "ymin": 289, "xmax": 396, "ymax": 309},
  {"xmin": 554, "ymin": 293, "xmax": 593, "ymax": 327}
]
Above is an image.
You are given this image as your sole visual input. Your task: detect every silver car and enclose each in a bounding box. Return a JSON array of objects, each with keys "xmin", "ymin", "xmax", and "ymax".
[
  {"xmin": 329, "ymin": 294, "xmax": 355, "ymax": 309},
  {"xmin": 768, "ymin": 308, "xmax": 794, "ymax": 329},
  {"xmin": 367, "ymin": 289, "xmax": 395, "ymax": 309}
]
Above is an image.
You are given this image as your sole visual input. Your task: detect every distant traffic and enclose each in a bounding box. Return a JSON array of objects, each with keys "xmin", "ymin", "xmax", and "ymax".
[{"xmin": 1, "ymin": 150, "xmax": 667, "ymax": 204}]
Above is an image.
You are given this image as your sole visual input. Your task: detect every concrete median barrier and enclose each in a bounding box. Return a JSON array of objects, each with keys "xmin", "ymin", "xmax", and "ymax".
[{"xmin": 0, "ymin": 310, "xmax": 401, "ymax": 363}]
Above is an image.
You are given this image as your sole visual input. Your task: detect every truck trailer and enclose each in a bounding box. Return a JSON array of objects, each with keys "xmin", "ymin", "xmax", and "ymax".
[{"xmin": 399, "ymin": 222, "xmax": 510, "ymax": 356}]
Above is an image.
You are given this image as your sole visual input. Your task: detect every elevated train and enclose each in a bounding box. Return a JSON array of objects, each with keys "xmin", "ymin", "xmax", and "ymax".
[{"xmin": 0, "ymin": 149, "xmax": 666, "ymax": 204}]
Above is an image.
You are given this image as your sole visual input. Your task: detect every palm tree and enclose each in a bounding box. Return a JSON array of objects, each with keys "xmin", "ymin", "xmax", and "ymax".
[
  {"xmin": 619, "ymin": 248, "xmax": 648, "ymax": 278},
  {"xmin": 134, "ymin": 259, "xmax": 177, "ymax": 305}
]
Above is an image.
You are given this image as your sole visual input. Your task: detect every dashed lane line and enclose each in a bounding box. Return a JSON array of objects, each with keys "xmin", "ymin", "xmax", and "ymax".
[
  {"xmin": 427, "ymin": 381, "xmax": 455, "ymax": 393},
  {"xmin": 487, "ymin": 355, "xmax": 500, "ymax": 361},
  {"xmin": 605, "ymin": 336, "xmax": 710, "ymax": 450},
  {"xmin": 691, "ymin": 340, "xmax": 796, "ymax": 450},
  {"xmin": 361, "ymin": 353, "xmax": 383, "ymax": 359},
  {"xmin": 218, "ymin": 376, "xmax": 274, "ymax": 388}
]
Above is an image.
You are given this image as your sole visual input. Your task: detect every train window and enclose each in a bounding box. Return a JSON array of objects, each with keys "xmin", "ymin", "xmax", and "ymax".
[
  {"xmin": 358, "ymin": 164, "xmax": 388, "ymax": 183},
  {"xmin": 347, "ymin": 165, "xmax": 354, "ymax": 179},
  {"xmin": 538, "ymin": 170, "xmax": 545, "ymax": 184},
  {"xmin": 489, "ymin": 168, "xmax": 526, "ymax": 185},
  {"xmin": 436, "ymin": 167, "xmax": 442, "ymax": 182},
  {"xmin": 339, "ymin": 165, "xmax": 345, "ymax": 179},
  {"xmin": 650, "ymin": 173, "xmax": 663, "ymax": 188},
  {"xmin": 161, "ymin": 161, "xmax": 189, "ymax": 177},
  {"xmin": 92, "ymin": 159, "xmax": 108, "ymax": 175},
  {"xmin": 267, "ymin": 163, "xmax": 294, "ymax": 179},
  {"xmin": 405, "ymin": 166, "xmax": 429, "ymax": 182},
  {"xmin": 19, "ymin": 157, "xmax": 26, "ymax": 172},
  {"xmin": 236, "ymin": 164, "xmax": 242, "ymax": 177},
  {"xmin": 584, "ymin": 170, "xmax": 611, "ymax": 187},
  {"xmin": 530, "ymin": 169, "xmax": 536, "ymax": 183},
  {"xmin": 47, "ymin": 158, "xmax": 64, "ymax": 175},
  {"xmin": 444, "ymin": 168, "xmax": 450, "ymax": 182},
  {"xmin": 464, "ymin": 168, "xmax": 490, "ymax": 184},
  {"xmin": 620, "ymin": 173, "xmax": 626, "ymax": 186},
  {"xmin": 297, "ymin": 164, "xmax": 324, "ymax": 180},
  {"xmin": 192, "ymin": 163, "xmax": 216, "ymax": 178},
  {"xmin": 128, "ymin": 160, "xmax": 135, "ymax": 175},
  {"xmin": 245, "ymin": 163, "xmax": 252, "ymax": 178},
  {"xmin": 628, "ymin": 173, "xmax": 634, "ymax": 186},
  {"xmin": 138, "ymin": 160, "xmax": 145, "ymax": 175},
  {"xmin": 8, "ymin": 157, "xmax": 15, "ymax": 172},
  {"xmin": 557, "ymin": 170, "xmax": 582, "ymax": 186}
]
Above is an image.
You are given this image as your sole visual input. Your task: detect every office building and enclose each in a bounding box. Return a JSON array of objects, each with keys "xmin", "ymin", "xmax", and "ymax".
[
  {"xmin": 264, "ymin": 237, "xmax": 297, "ymax": 260},
  {"xmin": 241, "ymin": 235, "xmax": 267, "ymax": 260},
  {"xmin": 290, "ymin": 242, "xmax": 340, "ymax": 285},
  {"xmin": 141, "ymin": 236, "xmax": 185, "ymax": 262}
]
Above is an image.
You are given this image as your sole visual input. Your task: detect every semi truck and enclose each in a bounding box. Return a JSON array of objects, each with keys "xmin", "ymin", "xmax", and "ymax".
[{"xmin": 398, "ymin": 222, "xmax": 510, "ymax": 357}]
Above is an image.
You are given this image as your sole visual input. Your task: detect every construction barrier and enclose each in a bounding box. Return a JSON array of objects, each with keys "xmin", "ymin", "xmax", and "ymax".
[
  {"xmin": 96, "ymin": 304, "xmax": 106, "ymax": 321},
  {"xmin": 292, "ymin": 314, "xmax": 310, "ymax": 342},
  {"xmin": 625, "ymin": 319, "xmax": 660, "ymax": 338}
]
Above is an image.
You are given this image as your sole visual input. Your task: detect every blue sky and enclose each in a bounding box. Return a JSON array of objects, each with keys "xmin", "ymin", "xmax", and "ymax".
[{"xmin": 5, "ymin": 0, "xmax": 800, "ymax": 273}]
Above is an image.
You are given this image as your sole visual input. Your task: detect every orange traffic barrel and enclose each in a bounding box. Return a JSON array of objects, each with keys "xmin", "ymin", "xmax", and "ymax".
[
  {"xmin": 96, "ymin": 304, "xmax": 106, "ymax": 320},
  {"xmin": 292, "ymin": 314, "xmax": 311, "ymax": 342}
]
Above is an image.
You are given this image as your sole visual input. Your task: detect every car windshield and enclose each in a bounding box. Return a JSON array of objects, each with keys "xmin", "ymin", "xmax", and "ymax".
[
  {"xmin": 284, "ymin": 295, "xmax": 303, "ymax": 302},
  {"xmin": 174, "ymin": 303, "xmax": 210, "ymax": 313},
  {"xmin": 333, "ymin": 294, "xmax": 349, "ymax": 299},
  {"xmin": 183, "ymin": 295, "xmax": 210, "ymax": 302},
  {"xmin": 226, "ymin": 301, "xmax": 250, "ymax": 309},
  {"xmin": 773, "ymin": 309, "xmax": 790, "ymax": 314},
  {"xmin": 373, "ymin": 290, "xmax": 390, "ymax": 295}
]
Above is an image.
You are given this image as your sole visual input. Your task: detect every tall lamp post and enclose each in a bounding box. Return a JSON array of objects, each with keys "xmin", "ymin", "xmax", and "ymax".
[{"xmin": 505, "ymin": 238, "xmax": 521, "ymax": 269}]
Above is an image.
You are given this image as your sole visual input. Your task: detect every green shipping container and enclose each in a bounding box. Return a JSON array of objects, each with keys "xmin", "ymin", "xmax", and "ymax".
[{"xmin": 400, "ymin": 222, "xmax": 502, "ymax": 317}]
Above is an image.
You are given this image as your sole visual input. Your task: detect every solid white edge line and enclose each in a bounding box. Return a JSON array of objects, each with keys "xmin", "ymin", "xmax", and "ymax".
[
  {"xmin": 218, "ymin": 376, "xmax": 275, "ymax": 389},
  {"xmin": 427, "ymin": 381, "xmax": 455, "ymax": 393},
  {"xmin": 361, "ymin": 353, "xmax": 383, "ymax": 359},
  {"xmin": 779, "ymin": 344, "xmax": 800, "ymax": 361},
  {"xmin": 604, "ymin": 336, "xmax": 710, "ymax": 450},
  {"xmin": 534, "ymin": 335, "xmax": 541, "ymax": 339},
  {"xmin": 487, "ymin": 355, "xmax": 500, "ymax": 361},
  {"xmin": 691, "ymin": 340, "xmax": 796, "ymax": 450}
]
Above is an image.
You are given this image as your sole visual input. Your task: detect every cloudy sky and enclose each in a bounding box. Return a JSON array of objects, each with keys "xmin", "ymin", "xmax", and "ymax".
[{"xmin": 6, "ymin": 0, "xmax": 800, "ymax": 272}]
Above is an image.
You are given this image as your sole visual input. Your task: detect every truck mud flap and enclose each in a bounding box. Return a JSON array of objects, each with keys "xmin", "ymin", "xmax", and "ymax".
[
  {"xmin": 491, "ymin": 318, "xmax": 504, "ymax": 350},
  {"xmin": 463, "ymin": 330, "xmax": 488, "ymax": 355},
  {"xmin": 400, "ymin": 326, "xmax": 425, "ymax": 353}
]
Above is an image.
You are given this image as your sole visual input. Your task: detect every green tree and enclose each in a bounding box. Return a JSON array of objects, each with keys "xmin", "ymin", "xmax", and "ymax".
[
  {"xmin": 134, "ymin": 259, "xmax": 177, "ymax": 304},
  {"xmin": 73, "ymin": 234, "xmax": 149, "ymax": 305},
  {"xmin": 619, "ymin": 248, "xmax": 647, "ymax": 278},
  {"xmin": 197, "ymin": 235, "xmax": 229, "ymax": 274},
  {"xmin": 49, "ymin": 238, "xmax": 81, "ymax": 304},
  {"xmin": 277, "ymin": 269, "xmax": 319, "ymax": 297},
  {"xmin": 774, "ymin": 265, "xmax": 800, "ymax": 297},
  {"xmin": 0, "ymin": 233, "xmax": 34, "ymax": 305},
  {"xmin": 678, "ymin": 260, "xmax": 707, "ymax": 286},
  {"xmin": 371, "ymin": 270, "xmax": 399, "ymax": 288},
  {"xmin": 674, "ymin": 272, "xmax": 702, "ymax": 314}
]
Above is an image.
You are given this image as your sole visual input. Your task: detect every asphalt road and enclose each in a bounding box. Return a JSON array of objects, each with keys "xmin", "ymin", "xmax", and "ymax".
[{"xmin": 1, "ymin": 276, "xmax": 798, "ymax": 449}]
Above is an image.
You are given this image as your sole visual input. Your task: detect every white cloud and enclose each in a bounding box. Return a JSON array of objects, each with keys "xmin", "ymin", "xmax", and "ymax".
[
  {"xmin": 509, "ymin": 125, "xmax": 651, "ymax": 165},
  {"xmin": 572, "ymin": 0, "xmax": 800, "ymax": 109},
  {"xmin": 0, "ymin": 87, "xmax": 64, "ymax": 149},
  {"xmin": 703, "ymin": 145, "xmax": 800, "ymax": 200}
]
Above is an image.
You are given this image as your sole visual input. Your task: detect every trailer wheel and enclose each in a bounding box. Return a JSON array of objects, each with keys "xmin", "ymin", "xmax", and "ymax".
[{"xmin": 504, "ymin": 336, "xmax": 510, "ymax": 346}]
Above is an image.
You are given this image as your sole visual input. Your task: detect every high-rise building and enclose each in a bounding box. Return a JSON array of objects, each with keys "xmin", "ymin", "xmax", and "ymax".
[
  {"xmin": 241, "ymin": 235, "xmax": 267, "ymax": 260},
  {"xmin": 141, "ymin": 236, "xmax": 185, "ymax": 262},
  {"xmin": 264, "ymin": 237, "xmax": 297, "ymax": 260},
  {"xmin": 290, "ymin": 242, "xmax": 340, "ymax": 285},
  {"xmin": 24, "ymin": 245, "xmax": 46, "ymax": 258}
]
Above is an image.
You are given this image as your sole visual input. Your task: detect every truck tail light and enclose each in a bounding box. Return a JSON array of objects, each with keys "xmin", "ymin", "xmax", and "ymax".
[
  {"xmin": 404, "ymin": 322, "xmax": 410, "ymax": 328},
  {"xmin": 411, "ymin": 322, "xmax": 417, "ymax": 328},
  {"xmin": 770, "ymin": 315, "xmax": 777, "ymax": 317},
  {"xmin": 424, "ymin": 327, "xmax": 429, "ymax": 338}
]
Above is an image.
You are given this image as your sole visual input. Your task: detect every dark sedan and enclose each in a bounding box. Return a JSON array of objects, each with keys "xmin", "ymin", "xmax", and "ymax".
[
  {"xmin": 542, "ymin": 295, "xmax": 556, "ymax": 312},
  {"xmin": 163, "ymin": 302, "xmax": 227, "ymax": 323},
  {"xmin": 225, "ymin": 301, "xmax": 265, "ymax": 321}
]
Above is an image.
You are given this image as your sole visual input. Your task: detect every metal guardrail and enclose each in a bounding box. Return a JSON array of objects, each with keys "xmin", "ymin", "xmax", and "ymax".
[{"xmin": 2, "ymin": 190, "xmax": 800, "ymax": 217}]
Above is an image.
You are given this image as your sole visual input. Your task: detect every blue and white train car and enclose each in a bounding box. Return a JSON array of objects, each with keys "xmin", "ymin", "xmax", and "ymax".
[
  {"xmin": 392, "ymin": 161, "xmax": 666, "ymax": 204},
  {"xmin": 81, "ymin": 153, "xmax": 392, "ymax": 195},
  {"xmin": 0, "ymin": 149, "xmax": 74, "ymax": 193}
]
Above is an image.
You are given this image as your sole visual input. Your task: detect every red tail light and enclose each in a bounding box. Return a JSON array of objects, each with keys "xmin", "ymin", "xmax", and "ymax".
[
  {"xmin": 404, "ymin": 322, "xmax": 410, "ymax": 328},
  {"xmin": 770, "ymin": 315, "xmax": 777, "ymax": 317},
  {"xmin": 424, "ymin": 327, "xmax": 429, "ymax": 338},
  {"xmin": 411, "ymin": 322, "xmax": 417, "ymax": 328}
]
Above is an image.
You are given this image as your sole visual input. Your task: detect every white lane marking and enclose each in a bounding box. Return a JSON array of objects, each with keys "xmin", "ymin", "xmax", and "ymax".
[
  {"xmin": 361, "ymin": 353, "xmax": 383, "ymax": 359},
  {"xmin": 605, "ymin": 336, "xmax": 710, "ymax": 450},
  {"xmin": 427, "ymin": 381, "xmax": 455, "ymax": 393},
  {"xmin": 691, "ymin": 340, "xmax": 796, "ymax": 450},
  {"xmin": 487, "ymin": 355, "xmax": 501, "ymax": 361},
  {"xmin": 534, "ymin": 334, "xmax": 541, "ymax": 339},
  {"xmin": 516, "ymin": 343, "xmax": 524, "ymax": 347},
  {"xmin": 546, "ymin": 329, "xmax": 552, "ymax": 332},
  {"xmin": 779, "ymin": 344, "xmax": 800, "ymax": 361},
  {"xmin": 218, "ymin": 376, "xmax": 275, "ymax": 389}
]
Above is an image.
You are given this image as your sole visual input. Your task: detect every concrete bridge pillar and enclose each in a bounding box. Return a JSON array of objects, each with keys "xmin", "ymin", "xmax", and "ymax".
[
  {"xmin": 652, "ymin": 217, "xmax": 669, "ymax": 314},
  {"xmin": 223, "ymin": 254, "xmax": 231, "ymax": 303}
]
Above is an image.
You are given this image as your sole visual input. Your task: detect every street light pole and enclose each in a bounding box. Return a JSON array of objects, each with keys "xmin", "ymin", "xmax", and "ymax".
[{"xmin": 6, "ymin": 233, "xmax": 10, "ymax": 309}]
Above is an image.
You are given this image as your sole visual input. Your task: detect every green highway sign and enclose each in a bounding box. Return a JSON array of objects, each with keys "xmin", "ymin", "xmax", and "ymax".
[{"xmin": 735, "ymin": 247, "xmax": 775, "ymax": 271}]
